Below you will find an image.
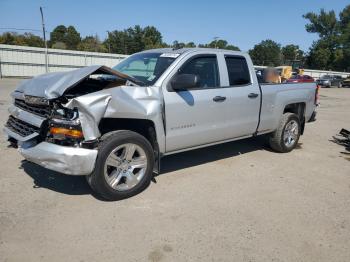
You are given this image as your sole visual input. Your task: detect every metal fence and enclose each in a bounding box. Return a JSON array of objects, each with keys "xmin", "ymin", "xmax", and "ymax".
[
  {"xmin": 1, "ymin": 44, "xmax": 350, "ymax": 79},
  {"xmin": 0, "ymin": 44, "xmax": 127, "ymax": 78}
]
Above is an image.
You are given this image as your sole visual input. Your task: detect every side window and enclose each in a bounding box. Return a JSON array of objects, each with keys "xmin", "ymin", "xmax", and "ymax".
[
  {"xmin": 225, "ymin": 56, "xmax": 251, "ymax": 86},
  {"xmin": 178, "ymin": 56, "xmax": 220, "ymax": 88}
]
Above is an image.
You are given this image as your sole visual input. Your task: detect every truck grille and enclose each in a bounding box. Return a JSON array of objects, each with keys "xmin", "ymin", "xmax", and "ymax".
[
  {"xmin": 14, "ymin": 99, "xmax": 52, "ymax": 118},
  {"xmin": 5, "ymin": 116, "xmax": 40, "ymax": 137}
]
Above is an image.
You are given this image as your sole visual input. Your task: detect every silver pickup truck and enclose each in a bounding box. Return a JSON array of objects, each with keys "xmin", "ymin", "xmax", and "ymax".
[{"xmin": 4, "ymin": 48, "xmax": 318, "ymax": 200}]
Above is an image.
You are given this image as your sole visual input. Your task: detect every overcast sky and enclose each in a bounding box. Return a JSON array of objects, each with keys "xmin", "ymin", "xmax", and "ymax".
[{"xmin": 0, "ymin": 0, "xmax": 349, "ymax": 51}]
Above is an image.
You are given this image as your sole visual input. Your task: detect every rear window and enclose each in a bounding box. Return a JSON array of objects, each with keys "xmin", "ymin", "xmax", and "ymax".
[{"xmin": 225, "ymin": 56, "xmax": 251, "ymax": 86}]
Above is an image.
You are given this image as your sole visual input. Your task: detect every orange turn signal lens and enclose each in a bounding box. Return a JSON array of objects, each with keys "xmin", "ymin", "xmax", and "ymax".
[{"xmin": 50, "ymin": 127, "xmax": 83, "ymax": 138}]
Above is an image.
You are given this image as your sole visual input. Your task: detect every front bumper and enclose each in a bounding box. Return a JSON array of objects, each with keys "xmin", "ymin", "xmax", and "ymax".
[
  {"xmin": 4, "ymin": 99, "xmax": 98, "ymax": 176},
  {"xmin": 19, "ymin": 141, "xmax": 98, "ymax": 176}
]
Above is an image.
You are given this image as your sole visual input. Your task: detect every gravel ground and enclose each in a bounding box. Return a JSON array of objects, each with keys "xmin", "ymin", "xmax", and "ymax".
[{"xmin": 0, "ymin": 78, "xmax": 349, "ymax": 262}]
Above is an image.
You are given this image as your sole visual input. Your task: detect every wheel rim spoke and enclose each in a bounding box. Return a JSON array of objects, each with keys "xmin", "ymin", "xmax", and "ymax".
[
  {"xmin": 108, "ymin": 169, "xmax": 123, "ymax": 188},
  {"xmin": 283, "ymin": 120, "xmax": 298, "ymax": 147},
  {"xmin": 124, "ymin": 172, "xmax": 139, "ymax": 188},
  {"xmin": 106, "ymin": 154, "xmax": 122, "ymax": 168},
  {"xmin": 130, "ymin": 157, "xmax": 147, "ymax": 169},
  {"xmin": 103, "ymin": 143, "xmax": 148, "ymax": 192},
  {"xmin": 124, "ymin": 144, "xmax": 136, "ymax": 161}
]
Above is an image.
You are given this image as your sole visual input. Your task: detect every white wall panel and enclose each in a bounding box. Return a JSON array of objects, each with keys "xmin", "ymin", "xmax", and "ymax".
[
  {"xmin": 1, "ymin": 44, "xmax": 349, "ymax": 79},
  {"xmin": 0, "ymin": 44, "xmax": 127, "ymax": 77}
]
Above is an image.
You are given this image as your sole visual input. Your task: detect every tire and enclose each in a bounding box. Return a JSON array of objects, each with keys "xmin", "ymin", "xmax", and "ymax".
[
  {"xmin": 269, "ymin": 113, "xmax": 301, "ymax": 153},
  {"xmin": 87, "ymin": 130, "xmax": 154, "ymax": 201}
]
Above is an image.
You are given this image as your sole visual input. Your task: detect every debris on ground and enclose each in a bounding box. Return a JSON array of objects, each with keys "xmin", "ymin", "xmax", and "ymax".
[{"xmin": 332, "ymin": 128, "xmax": 350, "ymax": 153}]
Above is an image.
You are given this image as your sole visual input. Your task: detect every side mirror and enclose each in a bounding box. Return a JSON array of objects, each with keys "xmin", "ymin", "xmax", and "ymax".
[{"xmin": 170, "ymin": 74, "xmax": 199, "ymax": 91}]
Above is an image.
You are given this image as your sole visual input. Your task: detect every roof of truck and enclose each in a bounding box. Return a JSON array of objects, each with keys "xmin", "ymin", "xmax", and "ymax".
[{"xmin": 140, "ymin": 47, "xmax": 245, "ymax": 55}]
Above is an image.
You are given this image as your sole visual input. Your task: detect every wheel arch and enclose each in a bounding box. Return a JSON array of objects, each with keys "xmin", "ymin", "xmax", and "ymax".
[
  {"xmin": 98, "ymin": 118, "xmax": 161, "ymax": 173},
  {"xmin": 283, "ymin": 102, "xmax": 306, "ymax": 134}
]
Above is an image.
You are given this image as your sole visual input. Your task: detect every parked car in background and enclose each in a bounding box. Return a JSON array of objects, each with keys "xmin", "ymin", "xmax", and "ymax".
[
  {"xmin": 286, "ymin": 75, "xmax": 314, "ymax": 83},
  {"xmin": 342, "ymin": 76, "xmax": 350, "ymax": 88},
  {"xmin": 316, "ymin": 75, "xmax": 343, "ymax": 88}
]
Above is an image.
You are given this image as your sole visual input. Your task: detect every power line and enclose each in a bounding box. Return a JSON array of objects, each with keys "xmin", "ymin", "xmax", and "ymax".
[{"xmin": 0, "ymin": 27, "xmax": 43, "ymax": 32}]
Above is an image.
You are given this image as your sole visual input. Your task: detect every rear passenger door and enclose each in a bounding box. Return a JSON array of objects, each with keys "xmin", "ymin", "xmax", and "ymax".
[{"xmin": 221, "ymin": 55, "xmax": 261, "ymax": 138}]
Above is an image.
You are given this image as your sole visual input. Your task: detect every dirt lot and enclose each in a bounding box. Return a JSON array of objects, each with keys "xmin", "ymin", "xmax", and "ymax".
[{"xmin": 0, "ymin": 78, "xmax": 349, "ymax": 262}]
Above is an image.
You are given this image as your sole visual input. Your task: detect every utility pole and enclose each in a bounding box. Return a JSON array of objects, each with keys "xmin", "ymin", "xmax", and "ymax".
[
  {"xmin": 40, "ymin": 7, "xmax": 48, "ymax": 73},
  {"xmin": 106, "ymin": 31, "xmax": 111, "ymax": 53}
]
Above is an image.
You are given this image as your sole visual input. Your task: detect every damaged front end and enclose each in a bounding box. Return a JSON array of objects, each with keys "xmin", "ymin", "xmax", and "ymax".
[
  {"xmin": 4, "ymin": 94, "xmax": 98, "ymax": 175},
  {"xmin": 4, "ymin": 65, "xmax": 153, "ymax": 175}
]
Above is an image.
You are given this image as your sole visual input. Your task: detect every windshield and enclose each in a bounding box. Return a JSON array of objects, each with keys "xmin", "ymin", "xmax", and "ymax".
[
  {"xmin": 321, "ymin": 75, "xmax": 331, "ymax": 79},
  {"xmin": 113, "ymin": 52, "xmax": 177, "ymax": 85}
]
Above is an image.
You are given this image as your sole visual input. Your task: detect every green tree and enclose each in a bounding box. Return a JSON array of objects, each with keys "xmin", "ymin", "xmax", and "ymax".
[
  {"xmin": 249, "ymin": 40, "xmax": 282, "ymax": 66},
  {"xmin": 142, "ymin": 26, "xmax": 163, "ymax": 49},
  {"xmin": 51, "ymin": 41, "xmax": 67, "ymax": 49},
  {"xmin": 0, "ymin": 32, "xmax": 44, "ymax": 47},
  {"xmin": 78, "ymin": 35, "xmax": 107, "ymax": 52},
  {"xmin": 303, "ymin": 7, "xmax": 347, "ymax": 70},
  {"xmin": 49, "ymin": 25, "xmax": 67, "ymax": 46},
  {"xmin": 185, "ymin": 42, "xmax": 196, "ymax": 48},
  {"xmin": 281, "ymin": 44, "xmax": 304, "ymax": 63},
  {"xmin": 49, "ymin": 25, "xmax": 81, "ymax": 50},
  {"xmin": 339, "ymin": 5, "xmax": 350, "ymax": 71},
  {"xmin": 306, "ymin": 41, "xmax": 332, "ymax": 70},
  {"xmin": 65, "ymin": 26, "xmax": 81, "ymax": 50},
  {"xmin": 106, "ymin": 25, "xmax": 165, "ymax": 54},
  {"xmin": 198, "ymin": 39, "xmax": 240, "ymax": 51},
  {"xmin": 172, "ymin": 41, "xmax": 196, "ymax": 48},
  {"xmin": 304, "ymin": 9, "xmax": 339, "ymax": 38},
  {"xmin": 23, "ymin": 33, "xmax": 44, "ymax": 47},
  {"xmin": 172, "ymin": 40, "xmax": 184, "ymax": 49}
]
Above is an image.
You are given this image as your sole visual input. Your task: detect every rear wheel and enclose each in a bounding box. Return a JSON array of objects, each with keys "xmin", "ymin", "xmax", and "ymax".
[
  {"xmin": 87, "ymin": 130, "xmax": 154, "ymax": 200},
  {"xmin": 269, "ymin": 113, "xmax": 301, "ymax": 153}
]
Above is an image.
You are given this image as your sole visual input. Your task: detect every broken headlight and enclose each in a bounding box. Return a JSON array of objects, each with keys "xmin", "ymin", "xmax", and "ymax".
[{"xmin": 47, "ymin": 107, "xmax": 84, "ymax": 145}]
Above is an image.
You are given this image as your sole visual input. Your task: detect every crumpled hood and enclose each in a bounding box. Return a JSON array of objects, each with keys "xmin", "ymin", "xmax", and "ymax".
[{"xmin": 15, "ymin": 65, "xmax": 132, "ymax": 99}]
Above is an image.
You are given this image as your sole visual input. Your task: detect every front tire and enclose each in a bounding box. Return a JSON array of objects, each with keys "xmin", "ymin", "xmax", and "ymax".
[
  {"xmin": 269, "ymin": 113, "xmax": 301, "ymax": 153},
  {"xmin": 87, "ymin": 130, "xmax": 154, "ymax": 201}
]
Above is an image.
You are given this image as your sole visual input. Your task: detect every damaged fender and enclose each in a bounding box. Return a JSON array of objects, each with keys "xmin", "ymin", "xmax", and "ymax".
[
  {"xmin": 63, "ymin": 85, "xmax": 166, "ymax": 152},
  {"xmin": 64, "ymin": 94, "xmax": 112, "ymax": 140}
]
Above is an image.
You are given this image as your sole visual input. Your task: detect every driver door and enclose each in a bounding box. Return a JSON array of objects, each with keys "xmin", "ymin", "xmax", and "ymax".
[{"xmin": 162, "ymin": 54, "xmax": 230, "ymax": 152}]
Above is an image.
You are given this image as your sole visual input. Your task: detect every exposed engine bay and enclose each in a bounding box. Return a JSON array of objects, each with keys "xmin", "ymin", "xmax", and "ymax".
[
  {"xmin": 6, "ymin": 66, "xmax": 140, "ymax": 149},
  {"xmin": 6, "ymin": 65, "xmax": 162, "ymax": 152},
  {"xmin": 63, "ymin": 75, "xmax": 127, "ymax": 98}
]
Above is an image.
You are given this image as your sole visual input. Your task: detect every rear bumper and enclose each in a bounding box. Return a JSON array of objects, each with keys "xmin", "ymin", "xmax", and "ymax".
[
  {"xmin": 18, "ymin": 141, "xmax": 98, "ymax": 176},
  {"xmin": 308, "ymin": 110, "xmax": 317, "ymax": 122},
  {"xmin": 318, "ymin": 83, "xmax": 331, "ymax": 87}
]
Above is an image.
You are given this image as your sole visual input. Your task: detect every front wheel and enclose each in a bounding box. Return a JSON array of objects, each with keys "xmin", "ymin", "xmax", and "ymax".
[
  {"xmin": 87, "ymin": 130, "xmax": 154, "ymax": 200},
  {"xmin": 269, "ymin": 113, "xmax": 301, "ymax": 153}
]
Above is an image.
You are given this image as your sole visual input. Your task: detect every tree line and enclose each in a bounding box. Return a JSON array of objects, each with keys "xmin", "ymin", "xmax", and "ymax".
[{"xmin": 0, "ymin": 4, "xmax": 349, "ymax": 71}]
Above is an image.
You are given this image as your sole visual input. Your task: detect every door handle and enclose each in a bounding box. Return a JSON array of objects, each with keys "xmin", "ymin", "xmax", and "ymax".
[
  {"xmin": 213, "ymin": 96, "xmax": 226, "ymax": 102},
  {"xmin": 248, "ymin": 93, "xmax": 259, "ymax": 98}
]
